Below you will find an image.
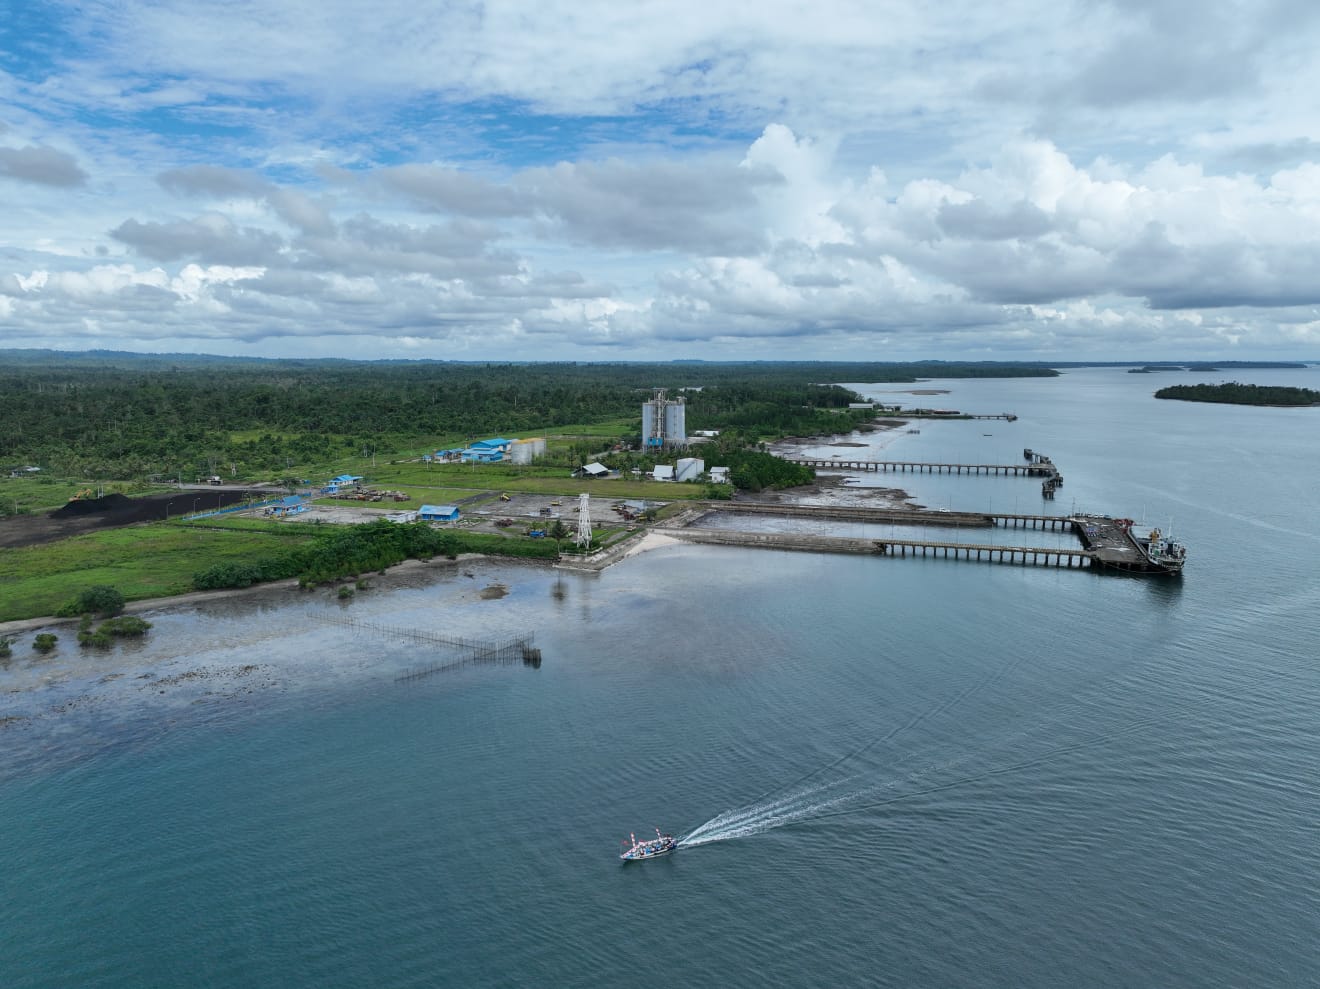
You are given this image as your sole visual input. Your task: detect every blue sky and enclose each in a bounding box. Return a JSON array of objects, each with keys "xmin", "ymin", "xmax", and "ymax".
[{"xmin": 3, "ymin": 0, "xmax": 1320, "ymax": 360}]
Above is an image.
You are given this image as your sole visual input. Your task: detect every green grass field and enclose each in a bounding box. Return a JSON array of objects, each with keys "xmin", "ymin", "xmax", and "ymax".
[
  {"xmin": 364, "ymin": 462, "xmax": 705, "ymax": 501},
  {"xmin": 0, "ymin": 523, "xmax": 315, "ymax": 622}
]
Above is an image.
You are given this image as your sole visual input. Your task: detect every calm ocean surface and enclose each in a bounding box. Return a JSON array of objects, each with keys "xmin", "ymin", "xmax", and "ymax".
[{"xmin": 3, "ymin": 367, "xmax": 1319, "ymax": 987}]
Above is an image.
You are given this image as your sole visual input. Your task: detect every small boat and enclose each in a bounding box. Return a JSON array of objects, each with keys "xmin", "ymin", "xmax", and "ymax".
[{"xmin": 620, "ymin": 829, "xmax": 677, "ymax": 862}]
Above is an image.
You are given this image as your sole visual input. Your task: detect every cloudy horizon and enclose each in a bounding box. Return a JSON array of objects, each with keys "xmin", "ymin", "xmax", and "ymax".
[{"xmin": 3, "ymin": 1, "xmax": 1320, "ymax": 361}]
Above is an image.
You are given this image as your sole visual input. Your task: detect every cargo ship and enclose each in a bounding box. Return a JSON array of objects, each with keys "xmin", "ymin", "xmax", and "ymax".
[{"xmin": 1073, "ymin": 515, "xmax": 1186, "ymax": 576}]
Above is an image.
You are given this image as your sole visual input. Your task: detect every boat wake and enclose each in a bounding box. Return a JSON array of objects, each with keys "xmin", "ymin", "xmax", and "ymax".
[
  {"xmin": 683, "ymin": 643, "xmax": 1042, "ymax": 847},
  {"xmin": 680, "ymin": 708, "xmax": 1183, "ymax": 849},
  {"xmin": 681, "ymin": 760, "xmax": 958, "ymax": 847}
]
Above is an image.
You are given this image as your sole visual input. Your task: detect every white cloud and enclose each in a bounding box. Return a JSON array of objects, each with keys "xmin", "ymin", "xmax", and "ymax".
[{"xmin": 2, "ymin": 3, "xmax": 1320, "ymax": 358}]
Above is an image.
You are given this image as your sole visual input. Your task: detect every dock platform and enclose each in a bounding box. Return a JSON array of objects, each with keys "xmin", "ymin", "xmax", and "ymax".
[{"xmin": 670, "ymin": 504, "xmax": 1181, "ymax": 575}]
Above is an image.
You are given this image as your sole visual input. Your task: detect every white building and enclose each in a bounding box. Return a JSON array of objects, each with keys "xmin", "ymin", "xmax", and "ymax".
[
  {"xmin": 675, "ymin": 457, "xmax": 705, "ymax": 482},
  {"xmin": 709, "ymin": 466, "xmax": 730, "ymax": 484},
  {"xmin": 651, "ymin": 465, "xmax": 675, "ymax": 481}
]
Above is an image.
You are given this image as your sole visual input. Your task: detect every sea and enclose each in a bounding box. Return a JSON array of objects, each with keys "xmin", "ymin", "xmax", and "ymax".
[{"xmin": 2, "ymin": 366, "xmax": 1318, "ymax": 988}]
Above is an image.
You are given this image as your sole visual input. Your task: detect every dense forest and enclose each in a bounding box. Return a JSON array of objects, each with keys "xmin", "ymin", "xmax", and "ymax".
[
  {"xmin": 1, "ymin": 352, "xmax": 1057, "ymax": 480},
  {"xmin": 1154, "ymin": 382, "xmax": 1320, "ymax": 406}
]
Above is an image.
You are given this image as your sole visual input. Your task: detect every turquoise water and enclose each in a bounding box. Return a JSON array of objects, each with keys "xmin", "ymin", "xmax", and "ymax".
[{"xmin": 3, "ymin": 368, "xmax": 1319, "ymax": 987}]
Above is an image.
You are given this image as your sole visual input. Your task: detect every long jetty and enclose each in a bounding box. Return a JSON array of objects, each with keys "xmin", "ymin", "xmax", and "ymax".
[
  {"xmin": 668, "ymin": 503, "xmax": 1178, "ymax": 574},
  {"xmin": 790, "ymin": 448, "xmax": 1065, "ymax": 499},
  {"xmin": 697, "ymin": 502, "xmax": 1078, "ymax": 532},
  {"xmin": 787, "ymin": 457, "xmax": 1055, "ymax": 476},
  {"xmin": 663, "ymin": 526, "xmax": 1096, "ymax": 569}
]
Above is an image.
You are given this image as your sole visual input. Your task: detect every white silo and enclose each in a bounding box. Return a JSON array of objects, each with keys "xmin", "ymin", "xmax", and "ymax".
[{"xmin": 642, "ymin": 389, "xmax": 686, "ymax": 448}]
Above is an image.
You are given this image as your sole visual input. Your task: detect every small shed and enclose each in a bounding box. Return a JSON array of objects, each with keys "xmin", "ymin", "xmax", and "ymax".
[
  {"xmin": 652, "ymin": 465, "xmax": 675, "ymax": 481},
  {"xmin": 709, "ymin": 466, "xmax": 730, "ymax": 484},
  {"xmin": 573, "ymin": 462, "xmax": 610, "ymax": 478},
  {"xmin": 419, "ymin": 504, "xmax": 460, "ymax": 521}
]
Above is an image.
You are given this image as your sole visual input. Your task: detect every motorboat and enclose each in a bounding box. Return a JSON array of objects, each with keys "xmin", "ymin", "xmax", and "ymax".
[{"xmin": 620, "ymin": 829, "xmax": 677, "ymax": 861}]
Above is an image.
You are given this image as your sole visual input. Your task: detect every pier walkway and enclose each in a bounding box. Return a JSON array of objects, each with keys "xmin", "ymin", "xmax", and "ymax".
[
  {"xmin": 788, "ymin": 457, "xmax": 1056, "ymax": 476},
  {"xmin": 699, "ymin": 502, "xmax": 1080, "ymax": 532},
  {"xmin": 671, "ymin": 503, "xmax": 1176, "ymax": 574},
  {"xmin": 659, "ymin": 527, "xmax": 1096, "ymax": 569}
]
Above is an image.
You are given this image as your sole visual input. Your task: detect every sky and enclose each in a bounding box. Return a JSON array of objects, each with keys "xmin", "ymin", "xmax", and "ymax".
[{"xmin": 3, "ymin": 0, "xmax": 1320, "ymax": 362}]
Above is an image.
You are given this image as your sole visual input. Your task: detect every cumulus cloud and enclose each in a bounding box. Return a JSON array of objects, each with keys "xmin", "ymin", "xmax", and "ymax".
[
  {"xmin": 158, "ymin": 165, "xmax": 267, "ymax": 198},
  {"xmin": 374, "ymin": 165, "xmax": 526, "ymax": 218},
  {"xmin": 110, "ymin": 215, "xmax": 286, "ymax": 266},
  {"xmin": 5, "ymin": 3, "xmax": 1320, "ymax": 357},
  {"xmin": 7, "ymin": 125, "xmax": 1320, "ymax": 356},
  {"xmin": 159, "ymin": 166, "xmax": 336, "ymax": 236},
  {"xmin": 0, "ymin": 145, "xmax": 88, "ymax": 186},
  {"xmin": 517, "ymin": 156, "xmax": 780, "ymax": 254}
]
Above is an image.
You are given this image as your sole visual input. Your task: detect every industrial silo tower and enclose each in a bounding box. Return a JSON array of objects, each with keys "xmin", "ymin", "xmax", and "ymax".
[{"xmin": 642, "ymin": 388, "xmax": 686, "ymax": 448}]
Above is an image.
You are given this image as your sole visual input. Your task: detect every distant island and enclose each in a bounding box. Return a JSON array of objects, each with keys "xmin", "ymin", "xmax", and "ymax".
[
  {"xmin": 1130, "ymin": 361, "xmax": 1308, "ymax": 373},
  {"xmin": 1154, "ymin": 382, "xmax": 1320, "ymax": 406}
]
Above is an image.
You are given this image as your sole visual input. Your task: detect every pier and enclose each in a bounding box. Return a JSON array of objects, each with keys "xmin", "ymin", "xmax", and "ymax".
[
  {"xmin": 788, "ymin": 457, "xmax": 1056, "ymax": 476},
  {"xmin": 669, "ymin": 503, "xmax": 1180, "ymax": 575},
  {"xmin": 871, "ymin": 538, "xmax": 1094, "ymax": 568},
  {"xmin": 696, "ymin": 501, "xmax": 994, "ymax": 528},
  {"xmin": 875, "ymin": 410, "xmax": 1018, "ymax": 420},
  {"xmin": 692, "ymin": 503, "xmax": 1085, "ymax": 533},
  {"xmin": 660, "ymin": 527, "xmax": 1095, "ymax": 569}
]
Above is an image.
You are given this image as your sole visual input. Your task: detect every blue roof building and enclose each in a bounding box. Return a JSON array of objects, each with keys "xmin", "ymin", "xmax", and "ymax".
[
  {"xmin": 419, "ymin": 504, "xmax": 460, "ymax": 521},
  {"xmin": 266, "ymin": 495, "xmax": 308, "ymax": 517},
  {"xmin": 460, "ymin": 448, "xmax": 504, "ymax": 463}
]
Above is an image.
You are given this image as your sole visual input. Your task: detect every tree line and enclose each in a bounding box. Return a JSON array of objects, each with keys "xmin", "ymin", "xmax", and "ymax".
[{"xmin": 1, "ymin": 352, "xmax": 1056, "ymax": 480}]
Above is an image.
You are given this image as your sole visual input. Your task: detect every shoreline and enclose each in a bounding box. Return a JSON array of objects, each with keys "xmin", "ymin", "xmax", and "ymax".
[
  {"xmin": 1, "ymin": 420, "xmax": 923, "ymax": 744},
  {"xmin": 2, "ymin": 472, "xmax": 908, "ymax": 636}
]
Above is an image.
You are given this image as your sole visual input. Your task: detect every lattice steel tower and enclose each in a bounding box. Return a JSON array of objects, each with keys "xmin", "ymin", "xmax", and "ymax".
[{"xmin": 575, "ymin": 493, "xmax": 593, "ymax": 549}]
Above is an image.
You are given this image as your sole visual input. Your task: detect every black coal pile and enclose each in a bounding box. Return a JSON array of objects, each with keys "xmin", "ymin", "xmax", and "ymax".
[{"xmin": 50, "ymin": 494, "xmax": 136, "ymax": 518}]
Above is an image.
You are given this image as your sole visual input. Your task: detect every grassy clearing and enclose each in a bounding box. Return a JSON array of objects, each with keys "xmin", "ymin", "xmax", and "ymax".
[
  {"xmin": 542, "ymin": 419, "xmax": 634, "ymax": 439},
  {"xmin": 365, "ymin": 462, "xmax": 704, "ymax": 501},
  {"xmin": 0, "ymin": 523, "xmax": 316, "ymax": 622},
  {"xmin": 448, "ymin": 531, "xmax": 560, "ymax": 559}
]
